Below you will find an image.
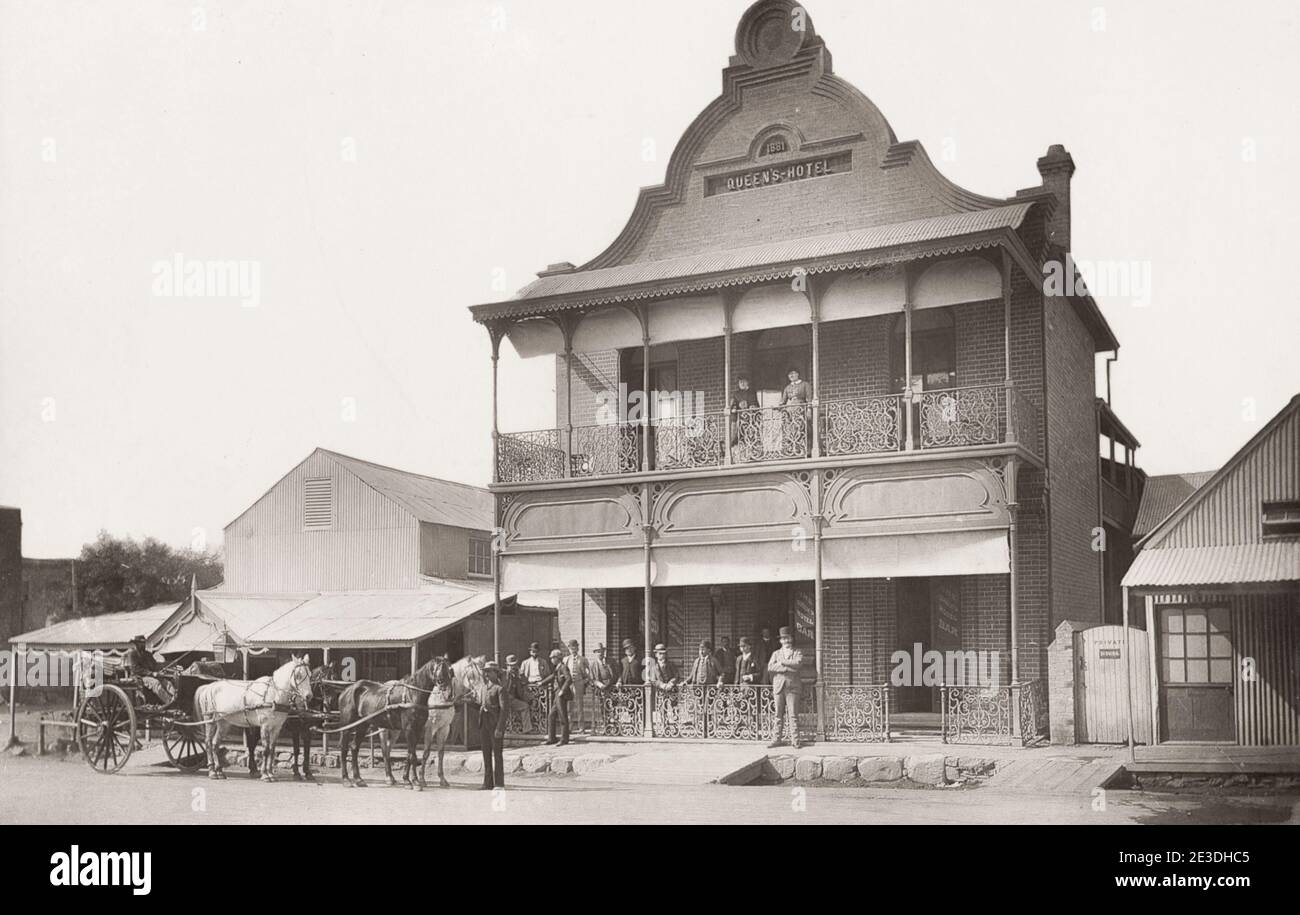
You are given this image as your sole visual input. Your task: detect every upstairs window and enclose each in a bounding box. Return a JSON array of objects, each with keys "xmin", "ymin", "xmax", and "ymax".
[
  {"xmin": 303, "ymin": 478, "xmax": 333, "ymax": 529},
  {"xmin": 1262, "ymin": 500, "xmax": 1300, "ymax": 539},
  {"xmin": 468, "ymin": 535, "xmax": 493, "ymax": 577}
]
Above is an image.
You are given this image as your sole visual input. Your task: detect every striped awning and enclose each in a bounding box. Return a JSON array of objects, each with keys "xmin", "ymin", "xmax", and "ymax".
[{"xmin": 1122, "ymin": 543, "xmax": 1300, "ymax": 588}]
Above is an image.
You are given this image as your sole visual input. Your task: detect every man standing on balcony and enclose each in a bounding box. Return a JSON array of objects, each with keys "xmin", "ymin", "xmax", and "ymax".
[
  {"xmin": 563, "ymin": 639, "xmax": 589, "ymax": 734},
  {"xmin": 735, "ymin": 637, "xmax": 761, "ymax": 687},
  {"xmin": 588, "ymin": 643, "xmax": 615, "ymax": 733},
  {"xmin": 520, "ymin": 642, "xmax": 549, "ymax": 685},
  {"xmin": 757, "ymin": 627, "xmax": 776, "ymax": 673},
  {"xmin": 767, "ymin": 627, "xmax": 803, "ymax": 749},
  {"xmin": 687, "ymin": 640, "xmax": 724, "ymax": 685},
  {"xmin": 616, "ymin": 639, "xmax": 642, "ymax": 687},
  {"xmin": 715, "ymin": 636, "xmax": 735, "ymax": 685}
]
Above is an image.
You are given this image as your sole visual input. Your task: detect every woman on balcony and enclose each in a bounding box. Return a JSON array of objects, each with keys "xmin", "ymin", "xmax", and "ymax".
[{"xmin": 779, "ymin": 368, "xmax": 812, "ymax": 457}]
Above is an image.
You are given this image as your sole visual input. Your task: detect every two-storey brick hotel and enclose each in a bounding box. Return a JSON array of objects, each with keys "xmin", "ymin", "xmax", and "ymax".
[{"xmin": 470, "ymin": 0, "xmax": 1131, "ymax": 743}]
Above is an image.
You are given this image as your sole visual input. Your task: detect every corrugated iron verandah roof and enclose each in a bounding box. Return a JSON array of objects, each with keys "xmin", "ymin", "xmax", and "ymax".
[
  {"xmin": 471, "ymin": 203, "xmax": 1036, "ymax": 321},
  {"xmin": 1122, "ymin": 543, "xmax": 1300, "ymax": 589}
]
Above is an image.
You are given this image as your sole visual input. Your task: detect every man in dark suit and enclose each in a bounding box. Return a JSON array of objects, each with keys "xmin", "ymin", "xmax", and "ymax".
[
  {"xmin": 687, "ymin": 640, "xmax": 724, "ymax": 685},
  {"xmin": 715, "ymin": 637, "xmax": 735, "ymax": 685},
  {"xmin": 541, "ymin": 648, "xmax": 573, "ymax": 746},
  {"xmin": 735, "ymin": 636, "xmax": 762, "ymax": 687},
  {"xmin": 477, "ymin": 661, "xmax": 505, "ymax": 790},
  {"xmin": 616, "ymin": 639, "xmax": 642, "ymax": 686}
]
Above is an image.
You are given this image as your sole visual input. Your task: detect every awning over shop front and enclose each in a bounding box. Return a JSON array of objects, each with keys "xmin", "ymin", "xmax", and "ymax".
[
  {"xmin": 500, "ymin": 528, "xmax": 1009, "ymax": 591},
  {"xmin": 1122, "ymin": 543, "xmax": 1300, "ymax": 590}
]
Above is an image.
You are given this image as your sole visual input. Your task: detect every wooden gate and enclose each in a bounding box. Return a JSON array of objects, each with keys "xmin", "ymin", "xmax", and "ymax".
[{"xmin": 1075, "ymin": 625, "xmax": 1152, "ymax": 744}]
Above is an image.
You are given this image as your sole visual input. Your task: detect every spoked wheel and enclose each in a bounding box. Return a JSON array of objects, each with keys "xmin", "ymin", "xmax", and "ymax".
[
  {"xmin": 162, "ymin": 721, "xmax": 206, "ymax": 773},
  {"xmin": 77, "ymin": 684, "xmax": 137, "ymax": 774}
]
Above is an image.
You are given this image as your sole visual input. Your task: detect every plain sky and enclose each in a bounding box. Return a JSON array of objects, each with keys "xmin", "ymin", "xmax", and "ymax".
[{"xmin": 1, "ymin": 0, "xmax": 1297, "ymax": 558}]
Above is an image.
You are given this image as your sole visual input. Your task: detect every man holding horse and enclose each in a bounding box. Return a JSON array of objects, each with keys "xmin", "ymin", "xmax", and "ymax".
[{"xmin": 477, "ymin": 660, "xmax": 506, "ymax": 790}]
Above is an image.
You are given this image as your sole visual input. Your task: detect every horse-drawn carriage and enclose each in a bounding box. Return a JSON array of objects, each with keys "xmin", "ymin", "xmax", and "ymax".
[
  {"xmin": 75, "ymin": 666, "xmax": 215, "ymax": 774},
  {"xmin": 73, "ymin": 653, "xmax": 485, "ymax": 785}
]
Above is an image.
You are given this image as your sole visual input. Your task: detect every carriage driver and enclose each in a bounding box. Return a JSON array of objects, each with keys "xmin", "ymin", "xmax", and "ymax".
[{"xmin": 126, "ymin": 635, "xmax": 175, "ymax": 706}]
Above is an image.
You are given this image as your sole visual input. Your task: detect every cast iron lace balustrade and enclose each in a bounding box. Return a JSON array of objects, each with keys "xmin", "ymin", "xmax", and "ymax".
[
  {"xmin": 820, "ymin": 395, "xmax": 903, "ymax": 456},
  {"xmin": 571, "ymin": 422, "xmax": 640, "ymax": 477},
  {"xmin": 654, "ymin": 412, "xmax": 725, "ymax": 471},
  {"xmin": 504, "ymin": 684, "xmax": 552, "ymax": 736},
  {"xmin": 1018, "ymin": 678, "xmax": 1048, "ymax": 743},
  {"xmin": 918, "ymin": 384, "xmax": 1002, "ymax": 449},
  {"xmin": 733, "ymin": 406, "xmax": 809, "ymax": 463},
  {"xmin": 497, "ymin": 429, "xmax": 565, "ymax": 483},
  {"xmin": 825, "ymin": 684, "xmax": 891, "ymax": 742},
  {"xmin": 590, "ymin": 685, "xmax": 647, "ymax": 737},
  {"xmin": 940, "ymin": 680, "xmax": 1045, "ymax": 746}
]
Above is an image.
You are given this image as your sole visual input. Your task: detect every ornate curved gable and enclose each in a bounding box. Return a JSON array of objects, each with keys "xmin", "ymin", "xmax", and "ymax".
[{"xmin": 582, "ymin": 0, "xmax": 1010, "ymax": 272}]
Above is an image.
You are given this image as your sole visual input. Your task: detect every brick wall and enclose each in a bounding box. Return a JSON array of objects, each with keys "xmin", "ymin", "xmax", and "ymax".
[
  {"xmin": 1043, "ymin": 292, "xmax": 1103, "ymax": 629},
  {"xmin": 555, "ymin": 350, "xmax": 620, "ymax": 427}
]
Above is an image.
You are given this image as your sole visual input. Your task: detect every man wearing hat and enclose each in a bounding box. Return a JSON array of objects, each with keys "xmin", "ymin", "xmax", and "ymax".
[
  {"xmin": 520, "ymin": 642, "xmax": 550, "ymax": 685},
  {"xmin": 616, "ymin": 639, "xmax": 642, "ymax": 687},
  {"xmin": 126, "ymin": 635, "xmax": 173, "ymax": 706},
  {"xmin": 647, "ymin": 643, "xmax": 680, "ymax": 732},
  {"xmin": 766, "ymin": 626, "xmax": 803, "ymax": 748},
  {"xmin": 562, "ymin": 639, "xmax": 589, "ymax": 734},
  {"xmin": 502, "ymin": 654, "xmax": 532, "ymax": 733},
  {"xmin": 587, "ymin": 643, "xmax": 615, "ymax": 733},
  {"xmin": 687, "ymin": 640, "xmax": 724, "ymax": 685},
  {"xmin": 735, "ymin": 636, "xmax": 762, "ymax": 687},
  {"xmin": 540, "ymin": 648, "xmax": 574, "ymax": 745},
  {"xmin": 477, "ymin": 661, "xmax": 506, "ymax": 790}
]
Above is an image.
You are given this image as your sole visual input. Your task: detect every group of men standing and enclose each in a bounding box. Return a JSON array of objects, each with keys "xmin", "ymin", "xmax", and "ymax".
[{"xmin": 473, "ymin": 626, "xmax": 806, "ymax": 786}]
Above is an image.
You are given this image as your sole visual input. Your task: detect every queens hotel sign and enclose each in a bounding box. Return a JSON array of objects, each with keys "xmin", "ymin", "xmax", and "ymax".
[{"xmin": 706, "ymin": 150, "xmax": 852, "ymax": 197}]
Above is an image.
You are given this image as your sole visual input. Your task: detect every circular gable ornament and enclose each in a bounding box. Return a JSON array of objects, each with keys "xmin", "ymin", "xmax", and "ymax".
[{"xmin": 735, "ymin": 0, "xmax": 817, "ymax": 69}]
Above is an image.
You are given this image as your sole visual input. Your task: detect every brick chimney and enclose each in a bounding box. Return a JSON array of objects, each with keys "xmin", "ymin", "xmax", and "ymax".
[{"xmin": 1036, "ymin": 144, "xmax": 1075, "ymax": 252}]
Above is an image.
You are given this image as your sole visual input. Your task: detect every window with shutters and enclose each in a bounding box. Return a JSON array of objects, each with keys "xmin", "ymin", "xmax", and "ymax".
[
  {"xmin": 1262, "ymin": 500, "xmax": 1300, "ymax": 539},
  {"xmin": 303, "ymin": 478, "xmax": 333, "ymax": 529}
]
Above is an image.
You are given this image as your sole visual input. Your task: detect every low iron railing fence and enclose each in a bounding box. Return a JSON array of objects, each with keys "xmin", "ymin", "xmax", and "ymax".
[
  {"xmin": 504, "ymin": 683, "xmax": 896, "ymax": 743},
  {"xmin": 939, "ymin": 679, "xmax": 1048, "ymax": 746}
]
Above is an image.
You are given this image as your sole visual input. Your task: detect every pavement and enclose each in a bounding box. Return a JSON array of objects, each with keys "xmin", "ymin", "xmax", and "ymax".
[{"xmin": 3, "ymin": 741, "xmax": 1297, "ymax": 825}]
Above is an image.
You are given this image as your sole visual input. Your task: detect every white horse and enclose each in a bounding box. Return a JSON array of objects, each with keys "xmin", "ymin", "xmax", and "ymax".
[
  {"xmin": 419, "ymin": 655, "xmax": 485, "ymax": 788},
  {"xmin": 194, "ymin": 655, "xmax": 313, "ymax": 782}
]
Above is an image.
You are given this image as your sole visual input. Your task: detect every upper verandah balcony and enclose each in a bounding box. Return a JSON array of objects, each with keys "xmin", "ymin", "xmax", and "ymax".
[{"xmin": 471, "ymin": 205, "xmax": 1115, "ymax": 487}]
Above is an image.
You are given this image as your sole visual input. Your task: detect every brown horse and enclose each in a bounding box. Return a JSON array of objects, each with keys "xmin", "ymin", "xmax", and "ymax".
[{"xmin": 335, "ymin": 657, "xmax": 447, "ymax": 789}]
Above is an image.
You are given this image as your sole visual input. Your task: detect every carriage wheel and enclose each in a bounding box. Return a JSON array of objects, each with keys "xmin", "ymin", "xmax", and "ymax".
[
  {"xmin": 162, "ymin": 721, "xmax": 206, "ymax": 773},
  {"xmin": 76, "ymin": 684, "xmax": 137, "ymax": 774}
]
